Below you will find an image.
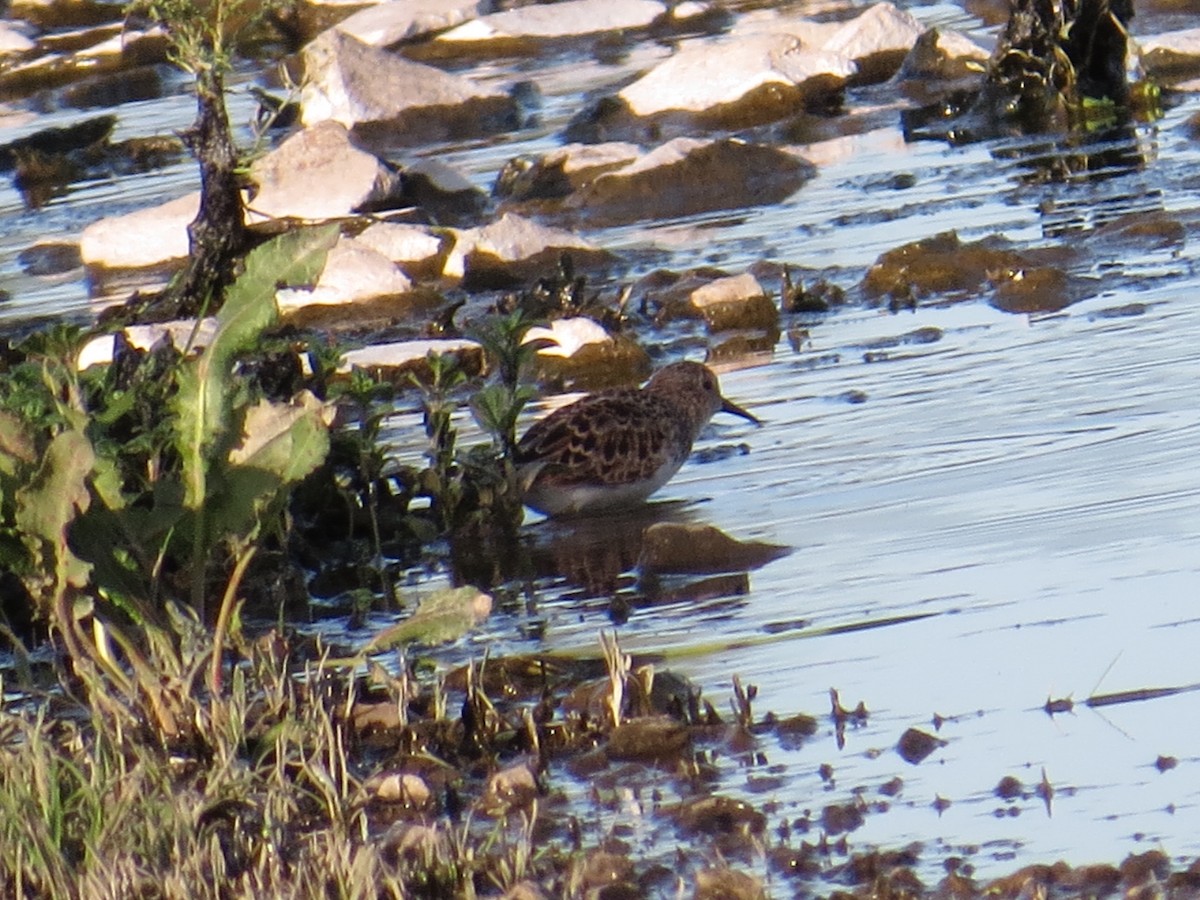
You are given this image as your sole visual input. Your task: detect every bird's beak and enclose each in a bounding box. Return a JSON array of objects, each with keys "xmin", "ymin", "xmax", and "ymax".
[{"xmin": 721, "ymin": 397, "xmax": 761, "ymax": 425}]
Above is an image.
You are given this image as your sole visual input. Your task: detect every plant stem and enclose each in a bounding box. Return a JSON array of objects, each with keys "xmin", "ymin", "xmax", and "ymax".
[
  {"xmin": 209, "ymin": 541, "xmax": 256, "ymax": 694},
  {"xmin": 165, "ymin": 65, "xmax": 247, "ymax": 317}
]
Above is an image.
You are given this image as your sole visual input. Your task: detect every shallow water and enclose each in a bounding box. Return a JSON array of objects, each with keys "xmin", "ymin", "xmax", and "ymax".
[{"xmin": 6, "ymin": 0, "xmax": 1200, "ymax": 885}]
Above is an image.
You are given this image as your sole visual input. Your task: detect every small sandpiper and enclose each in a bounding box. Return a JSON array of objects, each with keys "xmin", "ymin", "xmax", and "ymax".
[{"xmin": 515, "ymin": 361, "xmax": 760, "ymax": 517}]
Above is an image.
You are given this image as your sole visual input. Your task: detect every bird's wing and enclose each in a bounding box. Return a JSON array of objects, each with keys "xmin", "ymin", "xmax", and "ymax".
[{"xmin": 516, "ymin": 392, "xmax": 679, "ymax": 486}]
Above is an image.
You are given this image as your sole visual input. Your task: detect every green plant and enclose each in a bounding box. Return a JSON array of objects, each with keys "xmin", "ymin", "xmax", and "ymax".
[
  {"xmin": 0, "ymin": 226, "xmax": 338, "ymax": 723},
  {"xmin": 413, "ymin": 351, "xmax": 470, "ymax": 534},
  {"xmin": 403, "ymin": 310, "xmax": 542, "ymax": 541}
]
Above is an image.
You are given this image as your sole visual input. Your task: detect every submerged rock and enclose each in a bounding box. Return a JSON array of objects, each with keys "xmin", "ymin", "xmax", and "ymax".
[
  {"xmin": 606, "ymin": 715, "xmax": 691, "ymax": 761},
  {"xmin": 560, "ymin": 137, "xmax": 814, "ymax": 227},
  {"xmin": 18, "ymin": 241, "xmax": 81, "ymax": 275},
  {"xmin": 861, "ymin": 230, "xmax": 1082, "ymax": 311},
  {"xmin": 301, "ymin": 29, "xmax": 518, "ymax": 145},
  {"xmin": 639, "ymin": 523, "xmax": 788, "ymax": 574},
  {"xmin": 495, "ymin": 141, "xmax": 642, "ymax": 203},
  {"xmin": 896, "ymin": 727, "xmax": 946, "ymax": 764},
  {"xmin": 401, "ymin": 158, "xmax": 488, "ymax": 227},
  {"xmin": 688, "ymin": 272, "xmax": 778, "ymax": 332},
  {"xmin": 1140, "ymin": 27, "xmax": 1200, "ymax": 82}
]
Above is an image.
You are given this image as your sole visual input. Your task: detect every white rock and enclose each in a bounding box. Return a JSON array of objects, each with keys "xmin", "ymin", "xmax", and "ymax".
[
  {"xmin": 338, "ymin": 338, "xmax": 483, "ymax": 374},
  {"xmin": 336, "ymin": 0, "xmax": 487, "ymax": 46},
  {"xmin": 246, "ymin": 121, "xmax": 401, "ymax": 222},
  {"xmin": 551, "ymin": 142, "xmax": 643, "ymax": 177},
  {"xmin": 820, "ymin": 2, "xmax": 923, "ymax": 61},
  {"xmin": 79, "ymin": 191, "xmax": 198, "ymax": 268},
  {"xmin": 619, "ymin": 32, "xmax": 855, "ymax": 116},
  {"xmin": 0, "ymin": 23, "xmax": 36, "ymax": 54},
  {"xmin": 522, "ymin": 317, "xmax": 612, "ymax": 358},
  {"xmin": 276, "ymin": 236, "xmax": 412, "ymax": 311},
  {"xmin": 1139, "ymin": 26, "xmax": 1200, "ymax": 57},
  {"xmin": 78, "ymin": 318, "xmax": 219, "ymax": 369},
  {"xmin": 437, "ymin": 0, "xmax": 665, "ymax": 42},
  {"xmin": 689, "ymin": 272, "xmax": 766, "ymax": 309},
  {"xmin": 301, "ymin": 29, "xmax": 512, "ymax": 130},
  {"xmin": 77, "ymin": 26, "xmax": 166, "ymax": 59},
  {"xmin": 731, "ymin": 9, "xmax": 842, "ymax": 46},
  {"xmin": 356, "ymin": 222, "xmax": 445, "ymax": 267},
  {"xmin": 444, "ymin": 212, "xmax": 600, "ymax": 279}
]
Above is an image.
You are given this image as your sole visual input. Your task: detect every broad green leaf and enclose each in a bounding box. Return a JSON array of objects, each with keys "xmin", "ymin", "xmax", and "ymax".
[
  {"xmin": 364, "ymin": 586, "xmax": 493, "ymax": 652},
  {"xmin": 227, "ymin": 391, "xmax": 333, "ymax": 479},
  {"xmin": 220, "ymin": 225, "xmax": 340, "ymax": 338},
  {"xmin": 212, "ymin": 391, "xmax": 332, "ymax": 542},
  {"xmin": 14, "ymin": 429, "xmax": 94, "ymax": 609},
  {"xmin": 0, "ymin": 410, "xmax": 35, "ymax": 479},
  {"xmin": 174, "ymin": 226, "xmax": 338, "ymax": 510}
]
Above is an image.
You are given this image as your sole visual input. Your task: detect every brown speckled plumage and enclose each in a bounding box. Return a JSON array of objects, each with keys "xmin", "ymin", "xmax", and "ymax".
[{"xmin": 516, "ymin": 361, "xmax": 759, "ymax": 516}]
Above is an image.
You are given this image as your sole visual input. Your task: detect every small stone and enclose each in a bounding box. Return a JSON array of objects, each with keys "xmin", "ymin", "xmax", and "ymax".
[
  {"xmin": 18, "ymin": 241, "xmax": 81, "ymax": 275},
  {"xmin": 445, "ymin": 212, "xmax": 609, "ymax": 288},
  {"xmin": 435, "ymin": 0, "xmax": 666, "ymax": 45},
  {"xmin": 606, "ymin": 716, "xmax": 691, "ymax": 761},
  {"xmin": 896, "ymin": 726, "xmax": 945, "ymax": 764},
  {"xmin": 639, "ymin": 522, "xmax": 789, "ymax": 574},
  {"xmin": 994, "ymin": 775, "xmax": 1024, "ymax": 800},
  {"xmin": 365, "ymin": 771, "xmax": 433, "ymax": 808},
  {"xmin": 688, "ymin": 272, "xmax": 778, "ymax": 332}
]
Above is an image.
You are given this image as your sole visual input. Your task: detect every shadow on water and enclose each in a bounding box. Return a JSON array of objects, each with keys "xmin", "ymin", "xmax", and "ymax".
[
  {"xmin": 903, "ymin": 100, "xmax": 1165, "ymax": 238},
  {"xmin": 997, "ymin": 122, "xmax": 1166, "ymax": 239},
  {"xmin": 454, "ymin": 500, "xmax": 791, "ymax": 625}
]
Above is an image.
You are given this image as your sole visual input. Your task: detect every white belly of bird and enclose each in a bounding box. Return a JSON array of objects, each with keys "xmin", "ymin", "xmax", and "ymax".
[{"xmin": 524, "ymin": 456, "xmax": 684, "ymax": 516}]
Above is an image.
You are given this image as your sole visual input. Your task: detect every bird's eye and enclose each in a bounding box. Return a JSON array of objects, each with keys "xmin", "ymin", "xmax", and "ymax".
[{"xmin": 703, "ymin": 376, "xmax": 714, "ymax": 390}]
